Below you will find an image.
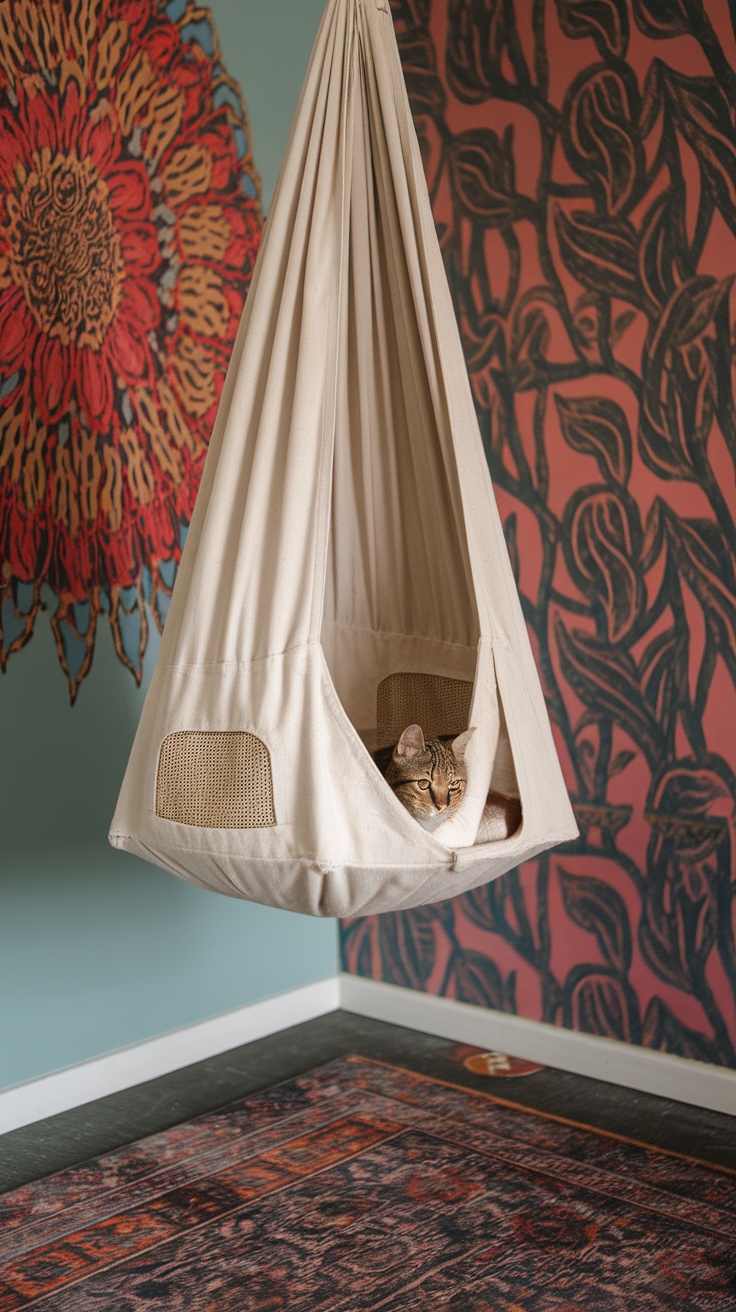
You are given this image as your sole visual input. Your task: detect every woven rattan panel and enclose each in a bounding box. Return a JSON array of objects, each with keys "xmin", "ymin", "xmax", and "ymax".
[
  {"xmin": 156, "ymin": 731, "xmax": 276, "ymax": 828},
  {"xmin": 376, "ymin": 673, "xmax": 473, "ymax": 748}
]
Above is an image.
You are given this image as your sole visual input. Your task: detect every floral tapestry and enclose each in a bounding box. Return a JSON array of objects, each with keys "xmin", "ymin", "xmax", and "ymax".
[
  {"xmin": 342, "ymin": 0, "xmax": 736, "ymax": 1066},
  {"xmin": 0, "ymin": 0, "xmax": 261, "ymax": 699}
]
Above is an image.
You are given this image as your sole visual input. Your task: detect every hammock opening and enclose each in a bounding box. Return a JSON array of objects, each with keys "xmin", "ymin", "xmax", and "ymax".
[{"xmin": 373, "ymin": 669, "xmax": 523, "ymax": 847}]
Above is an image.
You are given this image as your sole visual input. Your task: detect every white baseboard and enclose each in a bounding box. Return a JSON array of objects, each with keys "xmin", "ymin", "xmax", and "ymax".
[
  {"xmin": 2, "ymin": 972, "xmax": 734, "ymax": 1134},
  {"xmin": 0, "ymin": 977, "xmax": 339, "ymax": 1135},
  {"xmin": 339, "ymin": 975, "xmax": 736, "ymax": 1117}
]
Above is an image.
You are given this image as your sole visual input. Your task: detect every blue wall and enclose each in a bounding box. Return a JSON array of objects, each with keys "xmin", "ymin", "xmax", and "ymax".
[
  {"xmin": 0, "ymin": 0, "xmax": 334, "ymax": 1092},
  {"xmin": 210, "ymin": 0, "xmax": 327, "ymax": 213}
]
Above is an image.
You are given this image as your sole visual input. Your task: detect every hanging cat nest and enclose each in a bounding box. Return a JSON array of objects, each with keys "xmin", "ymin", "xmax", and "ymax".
[{"xmin": 110, "ymin": 0, "xmax": 577, "ymax": 917}]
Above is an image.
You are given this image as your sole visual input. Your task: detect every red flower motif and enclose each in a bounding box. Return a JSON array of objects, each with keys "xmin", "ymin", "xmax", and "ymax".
[{"xmin": 0, "ymin": 0, "xmax": 262, "ymax": 698}]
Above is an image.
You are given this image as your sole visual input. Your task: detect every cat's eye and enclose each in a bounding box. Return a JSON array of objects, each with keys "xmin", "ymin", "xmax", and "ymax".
[{"xmin": 417, "ymin": 780, "xmax": 430, "ymax": 790}]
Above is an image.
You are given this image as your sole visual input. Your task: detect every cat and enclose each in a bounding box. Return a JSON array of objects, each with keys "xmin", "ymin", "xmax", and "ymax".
[{"xmin": 374, "ymin": 723, "xmax": 521, "ymax": 840}]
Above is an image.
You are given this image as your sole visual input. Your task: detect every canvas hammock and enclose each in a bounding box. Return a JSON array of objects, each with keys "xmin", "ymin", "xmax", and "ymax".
[{"xmin": 110, "ymin": 0, "xmax": 578, "ymax": 918}]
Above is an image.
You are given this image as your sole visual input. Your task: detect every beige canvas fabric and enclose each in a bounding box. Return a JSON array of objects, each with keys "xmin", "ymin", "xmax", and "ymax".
[{"xmin": 109, "ymin": 0, "xmax": 578, "ymax": 917}]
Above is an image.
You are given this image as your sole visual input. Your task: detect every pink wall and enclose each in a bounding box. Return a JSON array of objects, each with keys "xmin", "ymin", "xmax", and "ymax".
[{"xmin": 341, "ymin": 0, "xmax": 736, "ymax": 1067}]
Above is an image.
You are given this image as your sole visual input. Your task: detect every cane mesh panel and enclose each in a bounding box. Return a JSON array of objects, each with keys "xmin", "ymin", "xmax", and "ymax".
[
  {"xmin": 156, "ymin": 731, "xmax": 276, "ymax": 828},
  {"xmin": 376, "ymin": 673, "xmax": 473, "ymax": 748}
]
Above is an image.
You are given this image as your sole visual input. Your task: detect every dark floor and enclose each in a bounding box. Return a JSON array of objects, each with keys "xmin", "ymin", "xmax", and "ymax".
[{"xmin": 1, "ymin": 1010, "xmax": 735, "ymax": 1194}]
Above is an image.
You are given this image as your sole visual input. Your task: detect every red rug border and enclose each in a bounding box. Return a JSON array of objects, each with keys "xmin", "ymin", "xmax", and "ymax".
[{"xmin": 342, "ymin": 1055, "xmax": 736, "ymax": 1178}]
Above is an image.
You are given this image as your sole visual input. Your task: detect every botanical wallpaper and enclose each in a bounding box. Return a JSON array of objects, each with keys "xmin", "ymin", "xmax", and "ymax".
[
  {"xmin": 0, "ymin": 0, "xmax": 261, "ymax": 699},
  {"xmin": 342, "ymin": 0, "xmax": 736, "ymax": 1066}
]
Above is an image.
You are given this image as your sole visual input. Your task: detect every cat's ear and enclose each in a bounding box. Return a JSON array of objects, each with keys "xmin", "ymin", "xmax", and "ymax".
[
  {"xmin": 451, "ymin": 727, "xmax": 475, "ymax": 763},
  {"xmin": 395, "ymin": 724, "xmax": 425, "ymax": 759}
]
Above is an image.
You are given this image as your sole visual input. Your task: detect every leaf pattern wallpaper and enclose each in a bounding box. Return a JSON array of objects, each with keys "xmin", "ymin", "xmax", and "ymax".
[
  {"xmin": 341, "ymin": 0, "xmax": 736, "ymax": 1067},
  {"xmin": 0, "ymin": 0, "xmax": 262, "ymax": 699}
]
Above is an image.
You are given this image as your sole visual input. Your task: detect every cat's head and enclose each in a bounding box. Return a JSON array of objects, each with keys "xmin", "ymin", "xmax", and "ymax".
[{"xmin": 386, "ymin": 724, "xmax": 474, "ymax": 823}]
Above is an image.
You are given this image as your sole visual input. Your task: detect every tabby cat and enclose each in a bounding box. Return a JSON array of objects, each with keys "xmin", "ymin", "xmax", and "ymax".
[{"xmin": 374, "ymin": 724, "xmax": 521, "ymax": 840}]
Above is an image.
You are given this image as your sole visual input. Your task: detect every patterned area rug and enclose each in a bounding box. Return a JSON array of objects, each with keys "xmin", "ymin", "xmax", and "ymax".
[{"xmin": 1, "ymin": 1057, "xmax": 734, "ymax": 1310}]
